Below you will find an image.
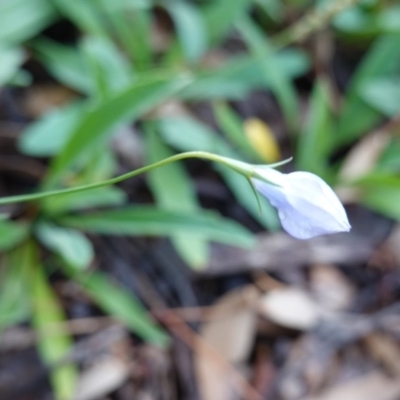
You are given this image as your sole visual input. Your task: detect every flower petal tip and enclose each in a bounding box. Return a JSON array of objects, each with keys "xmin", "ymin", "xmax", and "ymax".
[{"xmin": 252, "ymin": 167, "xmax": 352, "ymax": 240}]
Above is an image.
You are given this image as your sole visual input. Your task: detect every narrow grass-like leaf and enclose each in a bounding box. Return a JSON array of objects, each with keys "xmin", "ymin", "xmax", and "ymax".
[
  {"xmin": 237, "ymin": 16, "xmax": 299, "ymax": 131},
  {"xmin": 376, "ymin": 138, "xmax": 400, "ymax": 174},
  {"xmin": 53, "ymin": 0, "xmax": 107, "ymax": 36},
  {"xmin": 158, "ymin": 117, "xmax": 280, "ymax": 230},
  {"xmin": 202, "ymin": 0, "xmax": 249, "ymax": 44},
  {"xmin": 35, "ymin": 222, "xmax": 94, "ymax": 271},
  {"xmin": 181, "ymin": 50, "xmax": 309, "ymax": 100},
  {"xmin": 0, "ymin": 47, "xmax": 24, "ymax": 86},
  {"xmin": 213, "ymin": 102, "xmax": 259, "ymax": 161},
  {"xmin": 100, "ymin": 3, "xmax": 152, "ymax": 70},
  {"xmin": 0, "ymin": 0, "xmax": 57, "ymax": 45},
  {"xmin": 66, "ymin": 268, "xmax": 169, "ymax": 347},
  {"xmin": 360, "ymin": 77, "xmax": 400, "ymax": 117},
  {"xmin": 81, "ymin": 36, "xmax": 133, "ymax": 100},
  {"xmin": 19, "ymin": 101, "xmax": 84, "ymax": 156},
  {"xmin": 58, "ymin": 207, "xmax": 255, "ymax": 248},
  {"xmin": 347, "ymin": 173, "xmax": 400, "ymax": 220},
  {"xmin": 145, "ymin": 126, "xmax": 208, "ymax": 268},
  {"xmin": 29, "ymin": 242, "xmax": 77, "ymax": 400},
  {"xmin": 31, "ymin": 38, "xmax": 91, "ymax": 93},
  {"xmin": 0, "ymin": 246, "xmax": 31, "ymax": 332},
  {"xmin": 73, "ymin": 146, "xmax": 118, "ymax": 185},
  {"xmin": 0, "ymin": 220, "xmax": 29, "ymax": 251},
  {"xmin": 46, "ymin": 74, "xmax": 192, "ymax": 186},
  {"xmin": 166, "ymin": 0, "xmax": 207, "ymax": 63},
  {"xmin": 362, "ymin": 186, "xmax": 400, "ymax": 221},
  {"xmin": 42, "ymin": 187, "xmax": 126, "ymax": 214},
  {"xmin": 254, "ymin": 0, "xmax": 283, "ymax": 22},
  {"xmin": 337, "ymin": 33, "xmax": 400, "ymax": 146},
  {"xmin": 296, "ymin": 79, "xmax": 333, "ymax": 178}
]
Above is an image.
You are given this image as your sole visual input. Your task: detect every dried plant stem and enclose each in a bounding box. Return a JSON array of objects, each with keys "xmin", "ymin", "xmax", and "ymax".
[{"xmin": 273, "ymin": 0, "xmax": 362, "ymax": 48}]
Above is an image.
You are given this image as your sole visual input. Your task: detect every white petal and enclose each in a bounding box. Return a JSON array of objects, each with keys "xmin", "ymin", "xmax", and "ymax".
[{"xmin": 252, "ymin": 168, "xmax": 351, "ymax": 240}]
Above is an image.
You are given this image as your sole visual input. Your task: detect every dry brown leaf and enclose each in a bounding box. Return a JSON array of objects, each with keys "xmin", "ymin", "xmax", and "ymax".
[
  {"xmin": 195, "ymin": 286, "xmax": 260, "ymax": 400},
  {"xmin": 258, "ymin": 288, "xmax": 320, "ymax": 330},
  {"xmin": 73, "ymin": 357, "xmax": 129, "ymax": 400},
  {"xmin": 382, "ymin": 223, "xmax": 400, "ymax": 266},
  {"xmin": 200, "ymin": 286, "xmax": 259, "ymax": 363},
  {"xmin": 336, "ymin": 131, "xmax": 390, "ymax": 203},
  {"xmin": 22, "ymin": 84, "xmax": 76, "ymax": 118},
  {"xmin": 303, "ymin": 372, "xmax": 400, "ymax": 400},
  {"xmin": 309, "ymin": 264, "xmax": 355, "ymax": 312},
  {"xmin": 339, "ymin": 131, "xmax": 389, "ymax": 181},
  {"xmin": 364, "ymin": 333, "xmax": 400, "ymax": 377}
]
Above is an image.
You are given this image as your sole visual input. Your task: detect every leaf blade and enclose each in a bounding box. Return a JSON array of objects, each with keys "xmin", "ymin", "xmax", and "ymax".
[{"xmin": 57, "ymin": 207, "xmax": 255, "ymax": 248}]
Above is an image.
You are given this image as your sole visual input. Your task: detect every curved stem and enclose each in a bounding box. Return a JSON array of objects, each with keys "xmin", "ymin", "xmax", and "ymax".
[{"xmin": 0, "ymin": 151, "xmax": 252, "ymax": 206}]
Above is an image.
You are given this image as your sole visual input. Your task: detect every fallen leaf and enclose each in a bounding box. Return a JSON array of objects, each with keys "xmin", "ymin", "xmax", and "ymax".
[
  {"xmin": 200, "ymin": 286, "xmax": 259, "ymax": 363},
  {"xmin": 337, "ymin": 130, "xmax": 390, "ymax": 203},
  {"xmin": 303, "ymin": 372, "xmax": 400, "ymax": 400},
  {"xmin": 309, "ymin": 264, "xmax": 355, "ymax": 312},
  {"xmin": 74, "ymin": 357, "xmax": 129, "ymax": 400},
  {"xmin": 365, "ymin": 333, "xmax": 400, "ymax": 377},
  {"xmin": 258, "ymin": 288, "xmax": 320, "ymax": 330},
  {"xmin": 195, "ymin": 286, "xmax": 260, "ymax": 400}
]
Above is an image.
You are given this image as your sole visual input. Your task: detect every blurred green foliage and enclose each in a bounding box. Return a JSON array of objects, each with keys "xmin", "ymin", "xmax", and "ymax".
[{"xmin": 1, "ymin": 0, "xmax": 400, "ymax": 398}]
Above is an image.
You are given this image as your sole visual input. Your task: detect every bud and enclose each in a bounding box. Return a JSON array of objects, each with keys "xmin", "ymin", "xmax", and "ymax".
[{"xmin": 252, "ymin": 167, "xmax": 351, "ymax": 240}]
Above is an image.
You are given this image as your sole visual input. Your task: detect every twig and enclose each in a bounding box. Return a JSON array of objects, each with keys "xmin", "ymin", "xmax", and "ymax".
[{"xmin": 273, "ymin": 0, "xmax": 362, "ymax": 48}]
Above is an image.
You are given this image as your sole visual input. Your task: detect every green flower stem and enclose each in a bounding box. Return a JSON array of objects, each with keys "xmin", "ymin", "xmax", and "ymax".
[{"xmin": 0, "ymin": 152, "xmax": 254, "ymax": 206}]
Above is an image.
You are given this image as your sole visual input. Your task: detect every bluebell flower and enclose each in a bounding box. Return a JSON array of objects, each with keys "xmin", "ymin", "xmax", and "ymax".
[{"xmin": 252, "ymin": 167, "xmax": 351, "ymax": 240}]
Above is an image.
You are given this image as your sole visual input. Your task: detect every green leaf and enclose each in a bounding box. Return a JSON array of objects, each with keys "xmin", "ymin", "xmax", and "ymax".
[
  {"xmin": 213, "ymin": 101, "xmax": 259, "ymax": 161},
  {"xmin": 42, "ymin": 187, "xmax": 126, "ymax": 214},
  {"xmin": 53, "ymin": 0, "xmax": 107, "ymax": 36},
  {"xmin": 29, "ymin": 242, "xmax": 78, "ymax": 400},
  {"xmin": 158, "ymin": 117, "xmax": 280, "ymax": 230},
  {"xmin": 334, "ymin": 6, "xmax": 378, "ymax": 36},
  {"xmin": 0, "ymin": 219, "xmax": 29, "ymax": 251},
  {"xmin": 237, "ymin": 16, "xmax": 299, "ymax": 130},
  {"xmin": 202, "ymin": 0, "xmax": 249, "ymax": 44},
  {"xmin": 360, "ymin": 77, "xmax": 400, "ymax": 117},
  {"xmin": 254, "ymin": 0, "xmax": 283, "ymax": 22},
  {"xmin": 353, "ymin": 173, "xmax": 400, "ymax": 189},
  {"xmin": 73, "ymin": 146, "xmax": 118, "ymax": 185},
  {"xmin": 67, "ymin": 268, "xmax": 169, "ymax": 347},
  {"xmin": 35, "ymin": 222, "xmax": 94, "ymax": 271},
  {"xmin": 0, "ymin": 0, "xmax": 57, "ymax": 45},
  {"xmin": 145, "ymin": 126, "xmax": 208, "ymax": 269},
  {"xmin": 166, "ymin": 0, "xmax": 207, "ymax": 63},
  {"xmin": 58, "ymin": 206, "xmax": 255, "ymax": 248},
  {"xmin": 0, "ymin": 47, "xmax": 25, "ymax": 86},
  {"xmin": 379, "ymin": 5, "xmax": 400, "ymax": 33},
  {"xmin": 18, "ymin": 101, "xmax": 84, "ymax": 156},
  {"xmin": 81, "ymin": 35, "xmax": 134, "ymax": 100},
  {"xmin": 362, "ymin": 186, "xmax": 400, "ymax": 221},
  {"xmin": 296, "ymin": 79, "xmax": 333, "ymax": 178},
  {"xmin": 46, "ymin": 73, "xmax": 192, "ymax": 187},
  {"xmin": 337, "ymin": 33, "xmax": 400, "ymax": 146},
  {"xmin": 376, "ymin": 138, "xmax": 400, "ymax": 173},
  {"xmin": 181, "ymin": 50, "xmax": 309, "ymax": 100},
  {"xmin": 349, "ymin": 173, "xmax": 400, "ymax": 220},
  {"xmin": 31, "ymin": 38, "xmax": 91, "ymax": 93},
  {"xmin": 0, "ymin": 245, "xmax": 31, "ymax": 332},
  {"xmin": 100, "ymin": 3, "xmax": 152, "ymax": 70}
]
